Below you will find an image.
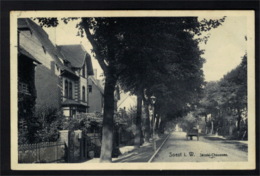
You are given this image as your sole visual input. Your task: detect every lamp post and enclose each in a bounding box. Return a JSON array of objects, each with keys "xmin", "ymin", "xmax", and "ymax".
[{"xmin": 150, "ymin": 95, "xmax": 156, "ymax": 152}]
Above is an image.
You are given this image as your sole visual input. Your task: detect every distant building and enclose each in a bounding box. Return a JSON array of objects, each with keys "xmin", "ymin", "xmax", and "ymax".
[
  {"xmin": 88, "ymin": 71, "xmax": 104, "ymax": 113},
  {"xmin": 117, "ymin": 92, "xmax": 137, "ymax": 111}
]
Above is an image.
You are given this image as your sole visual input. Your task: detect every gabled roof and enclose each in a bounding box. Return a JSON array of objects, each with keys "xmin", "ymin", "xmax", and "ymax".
[
  {"xmin": 18, "ymin": 18, "xmax": 76, "ymax": 76},
  {"xmin": 117, "ymin": 92, "xmax": 136, "ymax": 109},
  {"xmin": 89, "ymin": 76, "xmax": 104, "ymax": 95},
  {"xmin": 57, "ymin": 44, "xmax": 94, "ymax": 75},
  {"xmin": 19, "ymin": 46, "xmax": 41, "ymax": 64}
]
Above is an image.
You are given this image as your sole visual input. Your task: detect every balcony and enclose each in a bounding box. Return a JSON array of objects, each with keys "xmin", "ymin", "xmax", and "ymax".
[{"xmin": 18, "ymin": 82, "xmax": 31, "ymax": 95}]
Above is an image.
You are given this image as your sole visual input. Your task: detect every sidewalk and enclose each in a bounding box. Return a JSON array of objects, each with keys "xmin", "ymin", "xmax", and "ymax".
[
  {"xmin": 113, "ymin": 134, "xmax": 168, "ymax": 163},
  {"xmin": 83, "ymin": 134, "xmax": 169, "ymax": 163}
]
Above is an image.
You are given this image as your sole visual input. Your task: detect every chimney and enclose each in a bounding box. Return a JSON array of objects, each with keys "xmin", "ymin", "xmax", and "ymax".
[{"xmin": 94, "ymin": 69, "xmax": 97, "ymax": 80}]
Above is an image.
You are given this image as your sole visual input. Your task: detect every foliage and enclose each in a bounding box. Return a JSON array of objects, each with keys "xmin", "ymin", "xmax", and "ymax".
[
  {"xmin": 180, "ymin": 112, "xmax": 199, "ymax": 132},
  {"xmin": 18, "ymin": 106, "xmax": 63, "ymax": 144},
  {"xmin": 62, "ymin": 113, "xmax": 101, "ymax": 133},
  {"xmin": 117, "ymin": 106, "xmax": 137, "ymax": 133},
  {"xmin": 34, "ymin": 106, "xmax": 63, "ymax": 142},
  {"xmin": 197, "ymin": 54, "xmax": 247, "ymax": 138}
]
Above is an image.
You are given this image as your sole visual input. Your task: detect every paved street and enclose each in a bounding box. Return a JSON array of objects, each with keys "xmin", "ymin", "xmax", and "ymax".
[{"xmin": 152, "ymin": 132, "xmax": 248, "ymax": 162}]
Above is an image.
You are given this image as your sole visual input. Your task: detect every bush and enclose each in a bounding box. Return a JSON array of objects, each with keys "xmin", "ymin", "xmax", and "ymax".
[{"xmin": 18, "ymin": 106, "xmax": 64, "ymax": 144}]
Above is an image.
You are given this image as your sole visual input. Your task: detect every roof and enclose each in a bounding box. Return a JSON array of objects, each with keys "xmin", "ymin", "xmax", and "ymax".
[
  {"xmin": 117, "ymin": 92, "xmax": 137, "ymax": 109},
  {"xmin": 62, "ymin": 99, "xmax": 88, "ymax": 107},
  {"xmin": 89, "ymin": 76, "xmax": 104, "ymax": 94},
  {"xmin": 57, "ymin": 45, "xmax": 94, "ymax": 75},
  {"xmin": 19, "ymin": 46, "xmax": 41, "ymax": 64},
  {"xmin": 18, "ymin": 18, "xmax": 76, "ymax": 76}
]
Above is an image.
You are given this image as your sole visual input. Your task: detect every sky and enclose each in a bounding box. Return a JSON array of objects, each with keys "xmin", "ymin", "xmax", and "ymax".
[
  {"xmin": 199, "ymin": 16, "xmax": 247, "ymax": 82},
  {"xmin": 43, "ymin": 16, "xmax": 247, "ymax": 82}
]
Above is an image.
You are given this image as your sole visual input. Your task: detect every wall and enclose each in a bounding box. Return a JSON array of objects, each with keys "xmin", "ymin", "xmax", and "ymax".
[
  {"xmin": 20, "ymin": 29, "xmax": 61, "ymax": 114},
  {"xmin": 88, "ymin": 79, "xmax": 103, "ymax": 113},
  {"xmin": 35, "ymin": 64, "xmax": 61, "ymax": 112}
]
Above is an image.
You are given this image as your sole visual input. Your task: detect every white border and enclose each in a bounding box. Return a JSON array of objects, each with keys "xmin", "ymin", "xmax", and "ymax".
[{"xmin": 10, "ymin": 10, "xmax": 255, "ymax": 170}]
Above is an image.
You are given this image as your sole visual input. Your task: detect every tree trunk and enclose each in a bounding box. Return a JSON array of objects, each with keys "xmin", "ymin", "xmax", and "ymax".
[
  {"xmin": 155, "ymin": 115, "xmax": 160, "ymax": 133},
  {"xmin": 210, "ymin": 121, "xmax": 214, "ymax": 135},
  {"xmin": 99, "ymin": 75, "xmax": 117, "ymax": 163},
  {"xmin": 205, "ymin": 115, "xmax": 208, "ymax": 134},
  {"xmin": 237, "ymin": 109, "xmax": 242, "ymax": 131},
  {"xmin": 155, "ymin": 115, "xmax": 158, "ymax": 130},
  {"xmin": 134, "ymin": 94, "xmax": 142, "ymax": 149},
  {"xmin": 143, "ymin": 100, "xmax": 150, "ymax": 143},
  {"xmin": 229, "ymin": 120, "xmax": 233, "ymax": 136},
  {"xmin": 158, "ymin": 115, "xmax": 164, "ymax": 134}
]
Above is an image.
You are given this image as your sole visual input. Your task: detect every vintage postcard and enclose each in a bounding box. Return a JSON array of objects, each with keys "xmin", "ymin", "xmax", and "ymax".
[{"xmin": 10, "ymin": 10, "xmax": 255, "ymax": 170}]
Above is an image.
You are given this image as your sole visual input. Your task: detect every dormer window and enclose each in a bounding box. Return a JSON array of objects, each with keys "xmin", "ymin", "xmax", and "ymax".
[
  {"xmin": 64, "ymin": 60, "xmax": 71, "ymax": 68},
  {"xmin": 64, "ymin": 60, "xmax": 69, "ymax": 66},
  {"xmin": 42, "ymin": 46, "xmax": 46, "ymax": 53}
]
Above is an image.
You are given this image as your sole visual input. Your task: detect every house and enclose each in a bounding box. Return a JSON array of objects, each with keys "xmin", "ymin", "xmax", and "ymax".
[
  {"xmin": 18, "ymin": 18, "xmax": 68, "ymax": 115},
  {"xmin": 87, "ymin": 71, "xmax": 121, "ymax": 116},
  {"xmin": 18, "ymin": 18, "xmax": 94, "ymax": 119},
  {"xmin": 57, "ymin": 44, "xmax": 94, "ymax": 117},
  {"xmin": 17, "ymin": 40, "xmax": 41, "ymax": 122}
]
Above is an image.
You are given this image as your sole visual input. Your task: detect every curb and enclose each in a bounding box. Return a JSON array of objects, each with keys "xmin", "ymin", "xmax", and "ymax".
[{"xmin": 148, "ymin": 133, "xmax": 171, "ymax": 163}]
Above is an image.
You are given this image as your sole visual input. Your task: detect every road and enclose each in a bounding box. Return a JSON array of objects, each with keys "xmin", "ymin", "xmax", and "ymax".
[{"xmin": 152, "ymin": 132, "xmax": 248, "ymax": 162}]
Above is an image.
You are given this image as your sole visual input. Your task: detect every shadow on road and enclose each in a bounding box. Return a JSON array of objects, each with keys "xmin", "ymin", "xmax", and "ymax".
[
  {"xmin": 203, "ymin": 136, "xmax": 226, "ymax": 141},
  {"xmin": 204, "ymin": 136, "xmax": 248, "ymax": 152}
]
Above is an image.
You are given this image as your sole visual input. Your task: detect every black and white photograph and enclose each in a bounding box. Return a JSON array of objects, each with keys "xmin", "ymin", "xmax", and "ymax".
[{"xmin": 10, "ymin": 10, "xmax": 255, "ymax": 170}]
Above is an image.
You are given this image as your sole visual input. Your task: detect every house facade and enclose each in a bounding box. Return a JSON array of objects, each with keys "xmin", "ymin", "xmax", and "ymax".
[{"xmin": 57, "ymin": 44, "xmax": 94, "ymax": 117}]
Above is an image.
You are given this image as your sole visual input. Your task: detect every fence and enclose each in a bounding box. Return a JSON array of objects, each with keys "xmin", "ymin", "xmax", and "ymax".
[{"xmin": 18, "ymin": 142, "xmax": 65, "ymax": 163}]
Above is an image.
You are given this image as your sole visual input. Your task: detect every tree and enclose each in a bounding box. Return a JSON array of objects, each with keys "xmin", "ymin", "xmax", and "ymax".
[
  {"xmin": 116, "ymin": 17, "xmax": 226, "ymax": 146},
  {"xmin": 197, "ymin": 54, "xmax": 247, "ymax": 137},
  {"xmin": 218, "ymin": 54, "xmax": 247, "ymax": 137}
]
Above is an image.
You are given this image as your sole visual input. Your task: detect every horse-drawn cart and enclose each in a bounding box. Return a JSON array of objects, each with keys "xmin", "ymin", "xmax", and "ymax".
[{"xmin": 186, "ymin": 128, "xmax": 199, "ymax": 141}]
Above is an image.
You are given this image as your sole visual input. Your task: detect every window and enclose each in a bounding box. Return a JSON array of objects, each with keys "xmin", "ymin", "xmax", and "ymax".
[
  {"xmin": 70, "ymin": 108, "xmax": 76, "ymax": 118},
  {"xmin": 65, "ymin": 80, "xmax": 68, "ymax": 98},
  {"xmin": 69, "ymin": 82, "xmax": 72, "ymax": 99},
  {"xmin": 82, "ymin": 86, "xmax": 85, "ymax": 102},
  {"xmin": 88, "ymin": 85, "xmax": 92, "ymax": 93}
]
